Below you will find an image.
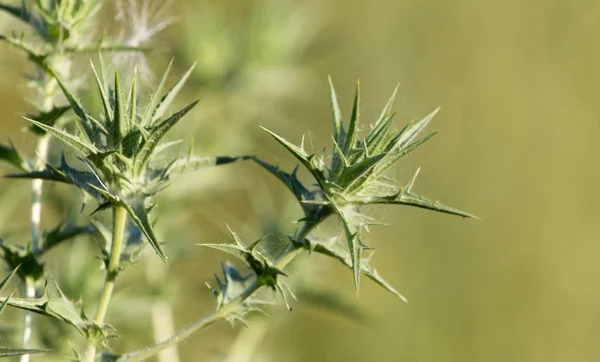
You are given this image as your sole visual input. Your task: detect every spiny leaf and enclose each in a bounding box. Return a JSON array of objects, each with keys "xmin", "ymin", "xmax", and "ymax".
[
  {"xmin": 0, "ymin": 348, "xmax": 50, "ymax": 357},
  {"xmin": 121, "ymin": 198, "xmax": 166, "ymax": 262},
  {"xmin": 27, "ymin": 105, "xmax": 71, "ymax": 135},
  {"xmin": 395, "ymin": 107, "xmax": 439, "ymax": 149},
  {"xmin": 251, "ymin": 158, "xmax": 309, "ymax": 204},
  {"xmin": 43, "ymin": 222, "xmax": 96, "ymax": 252},
  {"xmin": 367, "ymin": 83, "xmax": 399, "ymax": 146},
  {"xmin": 141, "ymin": 59, "xmax": 173, "ymax": 127},
  {"xmin": 260, "ymin": 127, "xmax": 327, "ymax": 189},
  {"xmin": 328, "ymin": 76, "xmax": 345, "ymax": 175},
  {"xmin": 342, "ymin": 81, "xmax": 360, "ymax": 155},
  {"xmin": 127, "ymin": 66, "xmax": 138, "ymax": 127},
  {"xmin": 328, "ymin": 75, "xmax": 343, "ymax": 139},
  {"xmin": 112, "ymin": 70, "xmax": 127, "ymax": 148},
  {"xmin": 0, "ymin": 280, "xmax": 111, "ymax": 341},
  {"xmin": 160, "ymin": 155, "xmax": 250, "ymax": 180},
  {"xmin": 0, "ymin": 141, "xmax": 30, "ymax": 172},
  {"xmin": 91, "ymin": 61, "xmax": 113, "ymax": 127},
  {"xmin": 5, "ymin": 168, "xmax": 69, "ymax": 183},
  {"xmin": 0, "ymin": 290, "xmax": 14, "ymax": 314},
  {"xmin": 44, "ymin": 65, "xmax": 98, "ymax": 143},
  {"xmin": 334, "ymin": 205, "xmax": 365, "ymax": 291},
  {"xmin": 368, "ymin": 132, "xmax": 438, "ymax": 183},
  {"xmin": 0, "ymin": 265, "xmax": 19, "ymax": 293},
  {"xmin": 261, "ymin": 127, "xmax": 310, "ymax": 163},
  {"xmin": 200, "ymin": 243, "xmax": 256, "ymax": 264},
  {"xmin": 151, "ymin": 62, "xmax": 197, "ymax": 125},
  {"xmin": 339, "ymin": 152, "xmax": 387, "ymax": 191},
  {"xmin": 373, "ymin": 190, "xmax": 478, "ymax": 219},
  {"xmin": 24, "ymin": 118, "xmax": 99, "ymax": 157},
  {"xmin": 310, "ymin": 239, "xmax": 407, "ymax": 302},
  {"xmin": 133, "ymin": 100, "xmax": 199, "ymax": 175},
  {"xmin": 366, "ymin": 113, "xmax": 396, "ymax": 154}
]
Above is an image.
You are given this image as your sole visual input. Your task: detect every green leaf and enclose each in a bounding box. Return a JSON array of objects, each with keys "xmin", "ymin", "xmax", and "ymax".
[
  {"xmin": 332, "ymin": 204, "xmax": 366, "ymax": 291},
  {"xmin": 8, "ymin": 155, "xmax": 108, "ymax": 200},
  {"xmin": 0, "ymin": 348, "xmax": 50, "ymax": 357},
  {"xmin": 367, "ymin": 132, "xmax": 438, "ymax": 183},
  {"xmin": 328, "ymin": 76, "xmax": 343, "ymax": 140},
  {"xmin": 310, "ymin": 238, "xmax": 407, "ymax": 302},
  {"xmin": 43, "ymin": 222, "xmax": 96, "ymax": 252},
  {"xmin": 133, "ymin": 100, "xmax": 199, "ymax": 175},
  {"xmin": 112, "ymin": 69, "xmax": 127, "ymax": 148},
  {"xmin": 27, "ymin": 105, "xmax": 71, "ymax": 135},
  {"xmin": 0, "ymin": 290, "xmax": 14, "ymax": 315},
  {"xmin": 160, "ymin": 155, "xmax": 249, "ymax": 181},
  {"xmin": 395, "ymin": 107, "xmax": 439, "ymax": 149},
  {"xmin": 0, "ymin": 280, "xmax": 113, "ymax": 344},
  {"xmin": 371, "ymin": 189, "xmax": 478, "ymax": 219},
  {"xmin": 24, "ymin": 118, "xmax": 99, "ymax": 157},
  {"xmin": 127, "ymin": 66, "xmax": 138, "ymax": 127},
  {"xmin": 0, "ymin": 141, "xmax": 31, "ymax": 172},
  {"xmin": 91, "ymin": 61, "xmax": 113, "ymax": 128},
  {"xmin": 0, "ymin": 240, "xmax": 44, "ymax": 281},
  {"xmin": 151, "ymin": 62, "xmax": 197, "ymax": 125},
  {"xmin": 199, "ymin": 229, "xmax": 286, "ymax": 290},
  {"xmin": 260, "ymin": 127, "xmax": 327, "ymax": 189},
  {"xmin": 43, "ymin": 65, "xmax": 99, "ymax": 143},
  {"xmin": 141, "ymin": 59, "xmax": 173, "ymax": 127},
  {"xmin": 342, "ymin": 81, "xmax": 360, "ymax": 156},
  {"xmin": 121, "ymin": 198, "xmax": 166, "ymax": 262},
  {"xmin": 367, "ymin": 84, "xmax": 399, "ymax": 146},
  {"xmin": 338, "ymin": 152, "xmax": 387, "ymax": 191},
  {"xmin": 0, "ymin": 265, "xmax": 19, "ymax": 293},
  {"xmin": 252, "ymin": 158, "xmax": 309, "ymax": 203}
]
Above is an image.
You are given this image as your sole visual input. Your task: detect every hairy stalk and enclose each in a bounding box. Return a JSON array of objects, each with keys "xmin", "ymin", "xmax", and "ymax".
[
  {"xmin": 85, "ymin": 206, "xmax": 128, "ymax": 362},
  {"xmin": 115, "ymin": 221, "xmax": 319, "ymax": 362}
]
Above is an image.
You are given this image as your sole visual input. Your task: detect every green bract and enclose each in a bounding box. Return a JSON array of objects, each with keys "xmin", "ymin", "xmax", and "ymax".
[{"xmin": 258, "ymin": 77, "xmax": 477, "ymax": 291}]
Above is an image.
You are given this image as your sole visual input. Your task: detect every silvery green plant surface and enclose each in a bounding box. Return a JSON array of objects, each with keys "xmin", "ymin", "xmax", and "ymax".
[
  {"xmin": 0, "ymin": 1, "xmax": 146, "ymax": 361},
  {"xmin": 0, "ymin": 1, "xmax": 475, "ymax": 361},
  {"xmin": 97, "ymin": 79, "xmax": 475, "ymax": 362}
]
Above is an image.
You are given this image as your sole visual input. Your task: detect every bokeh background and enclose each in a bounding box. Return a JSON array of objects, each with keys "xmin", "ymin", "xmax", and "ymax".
[{"xmin": 1, "ymin": 0, "xmax": 600, "ymax": 361}]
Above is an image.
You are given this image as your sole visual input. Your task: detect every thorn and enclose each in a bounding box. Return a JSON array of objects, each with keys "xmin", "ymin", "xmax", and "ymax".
[{"xmin": 406, "ymin": 167, "xmax": 421, "ymax": 193}]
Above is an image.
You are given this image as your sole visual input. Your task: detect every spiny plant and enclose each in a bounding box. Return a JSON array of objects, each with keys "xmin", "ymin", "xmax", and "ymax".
[
  {"xmin": 3, "ymin": 60, "xmax": 246, "ymax": 360},
  {"xmin": 0, "ymin": 2, "xmax": 475, "ymax": 361},
  {"xmin": 0, "ymin": 1, "xmax": 145, "ymax": 360},
  {"xmin": 96, "ymin": 78, "xmax": 475, "ymax": 362}
]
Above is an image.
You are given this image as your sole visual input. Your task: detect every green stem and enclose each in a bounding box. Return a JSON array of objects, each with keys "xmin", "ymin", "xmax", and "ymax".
[
  {"xmin": 84, "ymin": 206, "xmax": 128, "ymax": 362},
  {"xmin": 115, "ymin": 218, "xmax": 323, "ymax": 362}
]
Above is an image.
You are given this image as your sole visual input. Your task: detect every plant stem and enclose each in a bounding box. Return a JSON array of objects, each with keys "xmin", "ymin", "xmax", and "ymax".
[
  {"xmin": 116, "ymin": 220, "xmax": 321, "ymax": 362},
  {"xmin": 84, "ymin": 206, "xmax": 128, "ymax": 362},
  {"xmin": 21, "ymin": 132, "xmax": 51, "ymax": 362}
]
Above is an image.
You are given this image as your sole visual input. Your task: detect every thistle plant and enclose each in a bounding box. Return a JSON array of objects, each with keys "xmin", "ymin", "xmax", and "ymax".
[
  {"xmin": 0, "ymin": 1, "xmax": 145, "ymax": 360},
  {"xmin": 0, "ymin": 2, "xmax": 475, "ymax": 361},
  {"xmin": 99, "ymin": 78, "xmax": 475, "ymax": 362}
]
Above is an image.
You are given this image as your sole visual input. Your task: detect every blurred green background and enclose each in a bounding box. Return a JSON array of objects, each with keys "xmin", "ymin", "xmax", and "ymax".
[{"xmin": 1, "ymin": 0, "xmax": 600, "ymax": 361}]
